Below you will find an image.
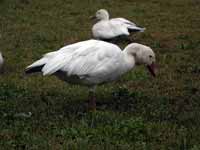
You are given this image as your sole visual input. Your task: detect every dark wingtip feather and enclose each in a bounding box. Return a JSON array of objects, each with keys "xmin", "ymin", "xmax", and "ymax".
[
  {"xmin": 25, "ymin": 65, "xmax": 44, "ymax": 74},
  {"xmin": 128, "ymin": 27, "xmax": 146, "ymax": 33}
]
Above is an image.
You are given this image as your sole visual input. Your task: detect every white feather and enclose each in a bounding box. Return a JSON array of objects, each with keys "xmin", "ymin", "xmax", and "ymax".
[
  {"xmin": 92, "ymin": 9, "xmax": 145, "ymax": 40},
  {"xmin": 26, "ymin": 40, "xmax": 156, "ymax": 86},
  {"xmin": 112, "ymin": 18, "xmax": 146, "ymax": 32}
]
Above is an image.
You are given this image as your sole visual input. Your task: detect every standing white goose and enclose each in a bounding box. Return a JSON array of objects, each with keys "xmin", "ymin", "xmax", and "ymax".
[
  {"xmin": 92, "ymin": 9, "xmax": 145, "ymax": 40},
  {"xmin": 25, "ymin": 40, "xmax": 156, "ymax": 110},
  {"xmin": 0, "ymin": 52, "xmax": 4, "ymax": 72}
]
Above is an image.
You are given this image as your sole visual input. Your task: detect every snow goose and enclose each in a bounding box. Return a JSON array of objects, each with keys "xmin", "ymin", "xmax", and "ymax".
[
  {"xmin": 0, "ymin": 52, "xmax": 4, "ymax": 72},
  {"xmin": 25, "ymin": 40, "xmax": 156, "ymax": 110},
  {"xmin": 92, "ymin": 9, "xmax": 145, "ymax": 40}
]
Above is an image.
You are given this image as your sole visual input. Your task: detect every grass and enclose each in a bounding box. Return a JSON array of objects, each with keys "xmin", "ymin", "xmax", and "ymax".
[{"xmin": 0, "ymin": 0, "xmax": 200, "ymax": 149}]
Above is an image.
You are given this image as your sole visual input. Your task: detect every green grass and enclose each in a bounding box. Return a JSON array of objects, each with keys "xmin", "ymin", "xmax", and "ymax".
[{"xmin": 0, "ymin": 0, "xmax": 200, "ymax": 149}]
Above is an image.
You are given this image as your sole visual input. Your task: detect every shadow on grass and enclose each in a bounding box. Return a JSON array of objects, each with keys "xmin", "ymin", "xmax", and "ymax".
[{"xmin": 58, "ymin": 86, "xmax": 200, "ymax": 128}]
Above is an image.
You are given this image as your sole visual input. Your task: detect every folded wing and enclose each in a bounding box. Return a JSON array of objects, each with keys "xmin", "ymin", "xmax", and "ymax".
[
  {"xmin": 26, "ymin": 40, "xmax": 122, "ymax": 81},
  {"xmin": 111, "ymin": 18, "xmax": 145, "ymax": 32}
]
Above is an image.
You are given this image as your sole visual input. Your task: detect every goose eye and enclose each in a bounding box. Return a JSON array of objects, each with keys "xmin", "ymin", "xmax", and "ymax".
[{"xmin": 149, "ymin": 55, "xmax": 153, "ymax": 58}]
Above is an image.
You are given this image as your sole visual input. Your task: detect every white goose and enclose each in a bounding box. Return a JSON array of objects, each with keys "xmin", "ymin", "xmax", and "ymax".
[
  {"xmin": 0, "ymin": 52, "xmax": 4, "ymax": 71},
  {"xmin": 92, "ymin": 9, "xmax": 145, "ymax": 40},
  {"xmin": 25, "ymin": 40, "xmax": 156, "ymax": 110}
]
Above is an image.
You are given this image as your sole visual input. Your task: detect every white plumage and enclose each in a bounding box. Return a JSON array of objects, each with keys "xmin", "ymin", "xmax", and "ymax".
[
  {"xmin": 26, "ymin": 39, "xmax": 156, "ymax": 110},
  {"xmin": 92, "ymin": 9, "xmax": 145, "ymax": 40}
]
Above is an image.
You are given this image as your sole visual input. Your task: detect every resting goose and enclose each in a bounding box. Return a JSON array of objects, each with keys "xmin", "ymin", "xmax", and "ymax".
[
  {"xmin": 25, "ymin": 40, "xmax": 156, "ymax": 110},
  {"xmin": 92, "ymin": 9, "xmax": 145, "ymax": 40}
]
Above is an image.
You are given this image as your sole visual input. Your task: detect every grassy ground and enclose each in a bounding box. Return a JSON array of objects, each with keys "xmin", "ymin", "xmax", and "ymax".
[{"xmin": 0, "ymin": 0, "xmax": 200, "ymax": 149}]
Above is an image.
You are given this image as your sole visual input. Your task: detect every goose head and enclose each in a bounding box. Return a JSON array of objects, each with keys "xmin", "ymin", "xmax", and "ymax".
[
  {"xmin": 124, "ymin": 43, "xmax": 156, "ymax": 77},
  {"xmin": 95, "ymin": 9, "xmax": 109, "ymax": 21}
]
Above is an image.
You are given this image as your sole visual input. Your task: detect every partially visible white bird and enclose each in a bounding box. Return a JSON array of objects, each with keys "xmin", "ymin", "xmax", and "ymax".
[
  {"xmin": 0, "ymin": 52, "xmax": 4, "ymax": 72},
  {"xmin": 25, "ymin": 40, "xmax": 156, "ymax": 110},
  {"xmin": 92, "ymin": 9, "xmax": 145, "ymax": 40}
]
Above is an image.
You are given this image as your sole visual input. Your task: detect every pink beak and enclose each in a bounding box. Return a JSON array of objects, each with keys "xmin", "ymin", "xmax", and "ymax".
[{"xmin": 147, "ymin": 62, "xmax": 156, "ymax": 77}]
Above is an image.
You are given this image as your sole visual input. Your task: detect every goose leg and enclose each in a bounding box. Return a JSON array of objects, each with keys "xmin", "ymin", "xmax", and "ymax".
[{"xmin": 88, "ymin": 86, "xmax": 96, "ymax": 111}]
